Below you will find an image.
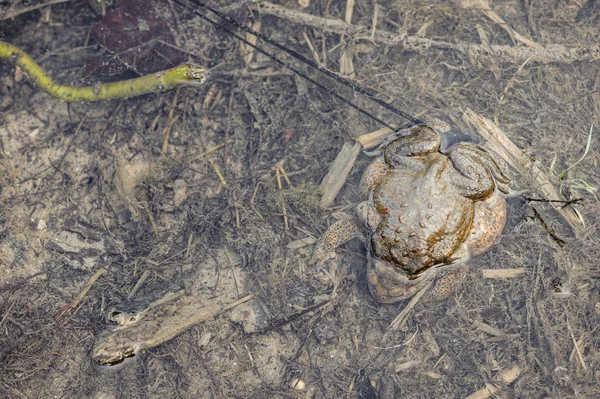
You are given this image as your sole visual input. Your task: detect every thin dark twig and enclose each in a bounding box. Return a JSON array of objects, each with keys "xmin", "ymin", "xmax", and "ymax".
[
  {"xmin": 173, "ymin": 0, "xmax": 423, "ymax": 130},
  {"xmin": 524, "ymin": 197, "xmax": 583, "ymax": 206},
  {"xmin": 529, "ymin": 205, "xmax": 567, "ymax": 247}
]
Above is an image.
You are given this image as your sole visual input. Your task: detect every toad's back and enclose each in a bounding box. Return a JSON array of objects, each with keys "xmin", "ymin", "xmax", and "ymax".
[{"xmin": 370, "ymin": 154, "xmax": 475, "ymax": 275}]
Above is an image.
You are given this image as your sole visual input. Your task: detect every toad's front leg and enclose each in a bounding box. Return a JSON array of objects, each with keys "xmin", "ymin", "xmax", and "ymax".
[
  {"xmin": 312, "ymin": 200, "xmax": 380, "ymax": 263},
  {"xmin": 311, "ymin": 216, "xmax": 364, "ymax": 263}
]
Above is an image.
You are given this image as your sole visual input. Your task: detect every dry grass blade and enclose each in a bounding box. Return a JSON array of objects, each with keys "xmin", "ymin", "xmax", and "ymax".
[
  {"xmin": 464, "ymin": 363, "xmax": 523, "ymax": 399},
  {"xmin": 395, "ymin": 360, "xmax": 421, "ymax": 373},
  {"xmin": 357, "ymin": 127, "xmax": 395, "ymax": 149},
  {"xmin": 481, "ymin": 268, "xmax": 526, "ymax": 278},
  {"xmin": 56, "ymin": 267, "xmax": 106, "ymax": 322},
  {"xmin": 567, "ymin": 318, "xmax": 588, "ymax": 370},
  {"xmin": 563, "ymin": 123, "xmax": 594, "ymax": 174},
  {"xmin": 386, "ymin": 281, "xmax": 432, "ymax": 332}
]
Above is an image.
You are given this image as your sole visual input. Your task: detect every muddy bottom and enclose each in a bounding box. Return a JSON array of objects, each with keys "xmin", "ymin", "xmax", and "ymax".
[{"xmin": 1, "ymin": 1, "xmax": 599, "ymax": 398}]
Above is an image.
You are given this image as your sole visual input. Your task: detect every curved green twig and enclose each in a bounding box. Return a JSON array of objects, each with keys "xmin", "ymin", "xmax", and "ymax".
[{"xmin": 0, "ymin": 40, "xmax": 206, "ymax": 102}]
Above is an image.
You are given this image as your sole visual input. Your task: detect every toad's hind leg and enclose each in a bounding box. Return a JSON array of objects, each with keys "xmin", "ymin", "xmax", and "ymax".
[
  {"xmin": 359, "ymin": 157, "xmax": 387, "ymax": 197},
  {"xmin": 312, "ymin": 217, "xmax": 363, "ymax": 263},
  {"xmin": 422, "ymin": 262, "xmax": 470, "ymax": 303},
  {"xmin": 465, "ymin": 192, "xmax": 507, "ymax": 256}
]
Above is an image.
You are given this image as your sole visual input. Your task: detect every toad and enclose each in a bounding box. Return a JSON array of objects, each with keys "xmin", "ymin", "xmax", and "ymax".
[{"xmin": 312, "ymin": 124, "xmax": 511, "ymax": 303}]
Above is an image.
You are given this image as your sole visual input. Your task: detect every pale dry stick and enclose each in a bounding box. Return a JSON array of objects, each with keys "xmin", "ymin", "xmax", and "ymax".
[
  {"xmin": 415, "ymin": 21, "xmax": 433, "ymax": 37},
  {"xmin": 422, "ymin": 329, "xmax": 441, "ymax": 356},
  {"xmin": 462, "ymin": 108, "xmax": 584, "ymax": 232},
  {"xmin": 275, "ymin": 164, "xmax": 290, "ymax": 230},
  {"xmin": 241, "ymin": 20, "xmax": 262, "ymax": 65},
  {"xmin": 127, "ymin": 270, "xmax": 151, "ymax": 300},
  {"xmin": 357, "ymin": 126, "xmax": 395, "ymax": 149},
  {"xmin": 464, "ymin": 363, "xmax": 523, "ymax": 399},
  {"xmin": 319, "ymin": 141, "xmax": 362, "ymax": 208},
  {"xmin": 475, "ymin": 322, "xmax": 520, "ymax": 342},
  {"xmin": 395, "ymin": 360, "xmax": 421, "ymax": 373},
  {"xmin": 370, "ymin": 1, "xmax": 379, "ymax": 41},
  {"xmin": 223, "ymin": 294, "xmax": 255, "ymax": 311},
  {"xmin": 1, "ymin": 0, "xmax": 70, "ymax": 20},
  {"xmin": 339, "ymin": 47, "xmax": 355, "ymax": 77},
  {"xmin": 186, "ymin": 233, "xmax": 194, "ymax": 258},
  {"xmin": 286, "ymin": 236, "xmax": 317, "ymax": 249},
  {"xmin": 566, "ymin": 317, "xmax": 587, "ymax": 370},
  {"xmin": 209, "ymin": 89, "xmax": 224, "ymax": 111},
  {"xmin": 346, "ymin": 378, "xmax": 355, "ymax": 397},
  {"xmin": 144, "ymin": 203, "xmax": 160, "ymax": 238},
  {"xmin": 163, "ymin": 114, "xmax": 181, "ymax": 152},
  {"xmin": 422, "ymin": 371, "xmax": 442, "ymax": 379},
  {"xmin": 232, "ymin": 191, "xmax": 241, "ymax": 229},
  {"xmin": 455, "ymin": 0, "xmax": 541, "ymax": 49},
  {"xmin": 481, "ymin": 268, "xmax": 526, "ymax": 278},
  {"xmin": 475, "ymin": 321, "xmax": 505, "ymax": 337},
  {"xmin": 56, "ymin": 267, "xmax": 106, "ymax": 321},
  {"xmin": 149, "ymin": 113, "xmax": 162, "ymax": 133},
  {"xmin": 302, "ymin": 31, "xmax": 322, "ymax": 65},
  {"xmin": 484, "ymin": 333, "xmax": 520, "ymax": 343},
  {"xmin": 356, "ymin": 114, "xmax": 451, "ymax": 149},
  {"xmin": 193, "ymin": 140, "xmax": 234, "ymax": 160},
  {"xmin": 345, "ymin": 0, "xmax": 355, "ymax": 24},
  {"xmin": 259, "ymin": 1, "xmax": 600, "ymax": 66},
  {"xmin": 218, "ymin": 367, "xmax": 246, "ymax": 378},
  {"xmin": 569, "ymin": 334, "xmax": 588, "ymax": 367}
]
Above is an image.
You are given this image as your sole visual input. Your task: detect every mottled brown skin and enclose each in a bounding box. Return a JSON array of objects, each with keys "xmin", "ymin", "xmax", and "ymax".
[{"xmin": 313, "ymin": 125, "xmax": 510, "ymax": 304}]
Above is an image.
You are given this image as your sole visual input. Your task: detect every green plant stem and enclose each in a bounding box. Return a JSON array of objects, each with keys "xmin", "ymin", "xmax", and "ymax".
[{"xmin": 0, "ymin": 40, "xmax": 206, "ymax": 102}]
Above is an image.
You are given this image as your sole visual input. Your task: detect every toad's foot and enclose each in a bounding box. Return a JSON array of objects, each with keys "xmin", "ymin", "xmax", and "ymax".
[
  {"xmin": 368, "ymin": 257, "xmax": 469, "ymax": 304},
  {"xmin": 422, "ymin": 262, "xmax": 469, "ymax": 303},
  {"xmin": 386, "ymin": 262, "xmax": 469, "ymax": 331},
  {"xmin": 311, "ymin": 217, "xmax": 363, "ymax": 263}
]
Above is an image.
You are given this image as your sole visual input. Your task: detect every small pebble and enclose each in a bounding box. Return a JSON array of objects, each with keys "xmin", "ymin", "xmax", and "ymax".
[{"xmin": 290, "ymin": 378, "xmax": 305, "ymax": 390}]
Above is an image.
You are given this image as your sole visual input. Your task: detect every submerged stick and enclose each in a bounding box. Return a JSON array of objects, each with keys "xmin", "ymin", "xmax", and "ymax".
[
  {"xmin": 0, "ymin": 40, "xmax": 206, "ymax": 102},
  {"xmin": 258, "ymin": 1, "xmax": 600, "ymax": 67}
]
